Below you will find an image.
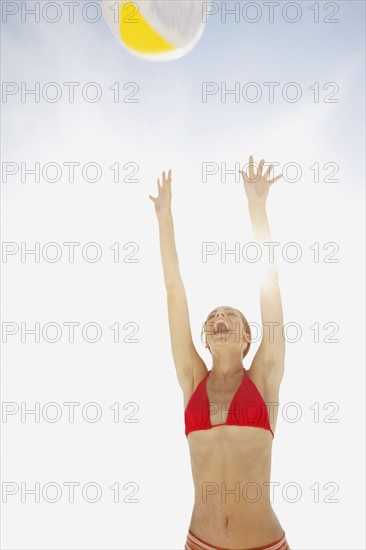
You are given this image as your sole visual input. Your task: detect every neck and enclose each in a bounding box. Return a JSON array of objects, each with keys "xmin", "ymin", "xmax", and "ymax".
[{"xmin": 210, "ymin": 348, "xmax": 244, "ymax": 379}]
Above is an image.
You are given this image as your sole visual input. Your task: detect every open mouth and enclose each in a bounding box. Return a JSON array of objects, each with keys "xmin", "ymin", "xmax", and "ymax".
[{"xmin": 213, "ymin": 320, "xmax": 230, "ymax": 334}]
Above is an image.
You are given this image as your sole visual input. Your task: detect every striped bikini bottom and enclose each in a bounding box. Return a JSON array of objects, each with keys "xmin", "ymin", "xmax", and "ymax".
[{"xmin": 185, "ymin": 528, "xmax": 290, "ymax": 550}]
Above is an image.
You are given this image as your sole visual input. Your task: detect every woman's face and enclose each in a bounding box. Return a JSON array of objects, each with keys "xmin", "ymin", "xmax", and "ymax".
[{"xmin": 204, "ymin": 306, "xmax": 250, "ymax": 353}]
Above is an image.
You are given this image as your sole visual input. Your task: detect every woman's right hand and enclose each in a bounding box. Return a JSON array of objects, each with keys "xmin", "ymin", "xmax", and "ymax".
[{"xmin": 149, "ymin": 169, "xmax": 172, "ymax": 217}]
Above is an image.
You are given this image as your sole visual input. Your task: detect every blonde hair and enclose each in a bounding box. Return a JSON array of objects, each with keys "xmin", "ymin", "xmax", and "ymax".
[{"xmin": 201, "ymin": 308, "xmax": 252, "ymax": 359}]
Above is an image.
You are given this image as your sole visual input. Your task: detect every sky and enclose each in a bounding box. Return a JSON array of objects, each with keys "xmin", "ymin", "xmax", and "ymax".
[{"xmin": 1, "ymin": 1, "xmax": 365, "ymax": 549}]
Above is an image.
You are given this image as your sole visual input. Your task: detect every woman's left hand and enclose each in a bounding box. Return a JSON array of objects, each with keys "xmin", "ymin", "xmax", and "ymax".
[{"xmin": 241, "ymin": 155, "xmax": 283, "ymax": 205}]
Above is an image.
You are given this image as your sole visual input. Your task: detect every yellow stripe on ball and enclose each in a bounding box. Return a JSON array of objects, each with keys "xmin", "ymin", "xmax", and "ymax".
[{"xmin": 120, "ymin": 2, "xmax": 175, "ymax": 54}]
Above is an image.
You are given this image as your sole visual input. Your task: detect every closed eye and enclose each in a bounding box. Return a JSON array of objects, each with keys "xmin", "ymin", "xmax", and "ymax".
[{"xmin": 207, "ymin": 312, "xmax": 237, "ymax": 321}]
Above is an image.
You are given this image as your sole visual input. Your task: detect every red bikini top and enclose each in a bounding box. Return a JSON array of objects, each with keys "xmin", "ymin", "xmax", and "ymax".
[{"xmin": 185, "ymin": 368, "xmax": 274, "ymax": 438}]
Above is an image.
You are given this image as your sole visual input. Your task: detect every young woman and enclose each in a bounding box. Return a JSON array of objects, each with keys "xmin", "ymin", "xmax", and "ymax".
[{"xmin": 149, "ymin": 155, "xmax": 290, "ymax": 550}]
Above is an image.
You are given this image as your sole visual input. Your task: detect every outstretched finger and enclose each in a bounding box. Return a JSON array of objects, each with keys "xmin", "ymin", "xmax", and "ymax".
[
  {"xmin": 240, "ymin": 169, "xmax": 248, "ymax": 182},
  {"xmin": 167, "ymin": 168, "xmax": 172, "ymax": 183},
  {"xmin": 149, "ymin": 195, "xmax": 156, "ymax": 203},
  {"xmin": 269, "ymin": 173, "xmax": 283, "ymax": 184},
  {"xmin": 257, "ymin": 159, "xmax": 265, "ymax": 177},
  {"xmin": 263, "ymin": 164, "xmax": 273, "ymax": 180},
  {"xmin": 248, "ymin": 155, "xmax": 255, "ymax": 179}
]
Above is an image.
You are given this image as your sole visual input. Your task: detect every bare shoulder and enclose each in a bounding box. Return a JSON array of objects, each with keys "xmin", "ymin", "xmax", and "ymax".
[
  {"xmin": 246, "ymin": 364, "xmax": 282, "ymax": 437},
  {"xmin": 180, "ymin": 355, "xmax": 209, "ymax": 406},
  {"xmin": 246, "ymin": 360, "xmax": 283, "ymax": 403}
]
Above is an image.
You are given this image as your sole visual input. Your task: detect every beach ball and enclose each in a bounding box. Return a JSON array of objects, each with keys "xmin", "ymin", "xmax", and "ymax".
[{"xmin": 100, "ymin": 0, "xmax": 208, "ymax": 61}]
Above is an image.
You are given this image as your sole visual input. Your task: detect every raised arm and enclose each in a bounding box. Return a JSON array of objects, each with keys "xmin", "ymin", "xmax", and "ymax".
[
  {"xmin": 149, "ymin": 170, "xmax": 206, "ymax": 392},
  {"xmin": 241, "ymin": 156, "xmax": 285, "ymax": 384}
]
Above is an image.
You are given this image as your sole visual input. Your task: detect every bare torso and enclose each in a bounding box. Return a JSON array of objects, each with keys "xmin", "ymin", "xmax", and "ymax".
[{"xmin": 184, "ymin": 366, "xmax": 284, "ymax": 548}]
